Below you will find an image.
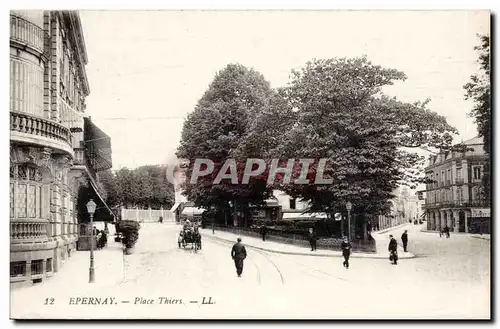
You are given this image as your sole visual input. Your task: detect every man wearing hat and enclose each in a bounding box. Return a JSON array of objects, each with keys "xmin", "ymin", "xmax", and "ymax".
[
  {"xmin": 340, "ymin": 236, "xmax": 352, "ymax": 269},
  {"xmin": 231, "ymin": 237, "xmax": 247, "ymax": 277},
  {"xmin": 388, "ymin": 234, "xmax": 398, "ymax": 265},
  {"xmin": 401, "ymin": 230, "xmax": 409, "ymax": 252}
]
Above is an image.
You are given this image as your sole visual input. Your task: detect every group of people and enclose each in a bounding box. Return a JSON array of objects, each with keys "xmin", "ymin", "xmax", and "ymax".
[{"xmin": 92, "ymin": 226, "xmax": 108, "ymax": 250}]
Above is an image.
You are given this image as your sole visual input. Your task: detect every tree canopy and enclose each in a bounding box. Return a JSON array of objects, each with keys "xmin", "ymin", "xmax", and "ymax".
[
  {"xmin": 176, "ymin": 57, "xmax": 457, "ymax": 223},
  {"xmin": 113, "ymin": 166, "xmax": 174, "ymax": 209},
  {"xmin": 269, "ymin": 57, "xmax": 456, "ymax": 216},
  {"xmin": 176, "ymin": 64, "xmax": 276, "ymax": 211}
]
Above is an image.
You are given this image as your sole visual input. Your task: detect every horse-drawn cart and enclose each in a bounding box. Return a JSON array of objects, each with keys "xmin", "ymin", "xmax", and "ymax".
[{"xmin": 178, "ymin": 227, "xmax": 202, "ymax": 252}]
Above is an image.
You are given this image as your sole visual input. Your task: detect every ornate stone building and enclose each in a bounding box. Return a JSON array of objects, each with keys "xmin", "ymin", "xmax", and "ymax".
[
  {"xmin": 423, "ymin": 137, "xmax": 490, "ymax": 234},
  {"xmin": 10, "ymin": 10, "xmax": 112, "ymax": 284}
]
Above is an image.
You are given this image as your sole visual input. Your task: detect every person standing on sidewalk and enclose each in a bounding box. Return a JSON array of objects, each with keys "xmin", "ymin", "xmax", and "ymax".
[
  {"xmin": 231, "ymin": 237, "xmax": 247, "ymax": 277},
  {"xmin": 401, "ymin": 230, "xmax": 409, "ymax": 252},
  {"xmin": 388, "ymin": 235, "xmax": 398, "ymax": 265},
  {"xmin": 261, "ymin": 224, "xmax": 268, "ymax": 242},
  {"xmin": 308, "ymin": 228, "xmax": 317, "ymax": 251},
  {"xmin": 341, "ymin": 237, "xmax": 352, "ymax": 269}
]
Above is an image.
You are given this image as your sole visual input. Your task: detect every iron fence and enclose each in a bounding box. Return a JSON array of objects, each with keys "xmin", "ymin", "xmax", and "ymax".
[{"xmin": 214, "ymin": 226, "xmax": 376, "ymax": 253}]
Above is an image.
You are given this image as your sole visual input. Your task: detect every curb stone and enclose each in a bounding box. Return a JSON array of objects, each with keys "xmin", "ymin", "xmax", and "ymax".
[{"xmin": 201, "ymin": 232, "xmax": 416, "ymax": 259}]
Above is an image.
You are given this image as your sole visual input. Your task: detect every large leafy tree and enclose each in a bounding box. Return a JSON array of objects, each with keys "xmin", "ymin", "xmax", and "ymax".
[
  {"xmin": 271, "ymin": 57, "xmax": 456, "ymax": 227},
  {"xmin": 464, "ymin": 34, "xmax": 491, "ymax": 201},
  {"xmin": 114, "ymin": 166, "xmax": 174, "ymax": 209},
  {"xmin": 96, "ymin": 169, "xmax": 119, "ymax": 207},
  {"xmin": 177, "ymin": 64, "xmax": 275, "ymax": 224}
]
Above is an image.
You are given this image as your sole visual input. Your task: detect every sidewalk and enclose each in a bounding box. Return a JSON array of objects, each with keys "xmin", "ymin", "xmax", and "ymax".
[
  {"xmin": 421, "ymin": 228, "xmax": 491, "ymax": 241},
  {"xmin": 200, "ymin": 227, "xmax": 415, "ymax": 259},
  {"xmin": 11, "ymin": 230, "xmax": 124, "ymax": 294}
]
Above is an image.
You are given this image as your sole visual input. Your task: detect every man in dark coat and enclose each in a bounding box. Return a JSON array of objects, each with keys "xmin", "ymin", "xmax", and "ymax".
[
  {"xmin": 231, "ymin": 237, "xmax": 247, "ymax": 277},
  {"xmin": 261, "ymin": 225, "xmax": 268, "ymax": 242},
  {"xmin": 401, "ymin": 230, "xmax": 409, "ymax": 252},
  {"xmin": 308, "ymin": 228, "xmax": 317, "ymax": 251},
  {"xmin": 443, "ymin": 225, "xmax": 450, "ymax": 238},
  {"xmin": 341, "ymin": 237, "xmax": 352, "ymax": 269},
  {"xmin": 388, "ymin": 234, "xmax": 398, "ymax": 265}
]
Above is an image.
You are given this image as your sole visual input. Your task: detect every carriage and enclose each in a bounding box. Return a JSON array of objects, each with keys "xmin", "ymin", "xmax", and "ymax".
[{"xmin": 178, "ymin": 226, "xmax": 202, "ymax": 252}]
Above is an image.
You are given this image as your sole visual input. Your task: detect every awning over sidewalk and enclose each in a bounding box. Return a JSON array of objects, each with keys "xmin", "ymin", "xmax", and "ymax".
[
  {"xmin": 88, "ymin": 173, "xmax": 115, "ymax": 220},
  {"xmin": 84, "ymin": 117, "xmax": 112, "ymax": 172},
  {"xmin": 181, "ymin": 207, "xmax": 206, "ymax": 216},
  {"xmin": 170, "ymin": 202, "xmax": 181, "ymax": 212},
  {"xmin": 282, "ymin": 212, "xmax": 328, "ymax": 221}
]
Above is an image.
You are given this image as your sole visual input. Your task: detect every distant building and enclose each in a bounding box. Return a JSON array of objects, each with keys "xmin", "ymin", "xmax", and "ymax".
[
  {"xmin": 423, "ymin": 137, "xmax": 490, "ymax": 233},
  {"xmin": 10, "ymin": 10, "xmax": 112, "ymax": 285}
]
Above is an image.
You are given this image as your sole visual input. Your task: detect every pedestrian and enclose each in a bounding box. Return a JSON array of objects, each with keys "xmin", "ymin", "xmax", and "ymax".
[
  {"xmin": 444, "ymin": 225, "xmax": 450, "ymax": 238},
  {"xmin": 98, "ymin": 229, "xmax": 108, "ymax": 249},
  {"xmin": 308, "ymin": 228, "xmax": 317, "ymax": 251},
  {"xmin": 388, "ymin": 234, "xmax": 398, "ymax": 265},
  {"xmin": 341, "ymin": 236, "xmax": 352, "ymax": 269},
  {"xmin": 231, "ymin": 237, "xmax": 247, "ymax": 277},
  {"xmin": 401, "ymin": 230, "xmax": 409, "ymax": 252},
  {"xmin": 261, "ymin": 224, "xmax": 268, "ymax": 242}
]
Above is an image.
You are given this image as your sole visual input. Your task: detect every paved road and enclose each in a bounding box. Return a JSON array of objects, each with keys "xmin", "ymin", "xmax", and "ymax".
[{"xmin": 10, "ymin": 223, "xmax": 490, "ymax": 319}]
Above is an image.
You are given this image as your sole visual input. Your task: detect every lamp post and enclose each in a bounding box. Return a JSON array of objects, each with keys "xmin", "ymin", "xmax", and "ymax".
[
  {"xmin": 86, "ymin": 199, "xmax": 97, "ymax": 283},
  {"xmin": 346, "ymin": 202, "xmax": 352, "ymax": 241}
]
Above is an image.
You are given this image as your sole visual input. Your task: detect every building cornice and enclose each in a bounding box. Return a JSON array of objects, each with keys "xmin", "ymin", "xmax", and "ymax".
[{"xmin": 425, "ymin": 154, "xmax": 487, "ymax": 172}]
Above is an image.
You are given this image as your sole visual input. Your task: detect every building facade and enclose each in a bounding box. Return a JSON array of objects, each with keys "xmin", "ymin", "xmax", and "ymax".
[
  {"xmin": 423, "ymin": 137, "xmax": 490, "ymax": 233},
  {"xmin": 10, "ymin": 10, "xmax": 111, "ymax": 284}
]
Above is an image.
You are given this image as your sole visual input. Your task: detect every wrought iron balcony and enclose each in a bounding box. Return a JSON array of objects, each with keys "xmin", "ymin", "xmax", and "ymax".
[{"xmin": 422, "ymin": 200, "xmax": 490, "ymax": 209}]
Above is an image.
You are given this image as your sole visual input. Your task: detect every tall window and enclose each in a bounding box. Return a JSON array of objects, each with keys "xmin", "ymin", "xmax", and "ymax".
[
  {"xmin": 457, "ymin": 188, "xmax": 463, "ymax": 202},
  {"xmin": 473, "ymin": 166, "xmax": 482, "ymax": 180},
  {"xmin": 11, "ymin": 164, "xmax": 43, "ymax": 219},
  {"xmin": 456, "ymin": 167, "xmax": 462, "ymax": 181}
]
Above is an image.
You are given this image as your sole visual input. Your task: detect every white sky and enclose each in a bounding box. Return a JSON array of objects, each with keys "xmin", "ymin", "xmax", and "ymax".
[{"xmin": 79, "ymin": 10, "xmax": 490, "ymax": 169}]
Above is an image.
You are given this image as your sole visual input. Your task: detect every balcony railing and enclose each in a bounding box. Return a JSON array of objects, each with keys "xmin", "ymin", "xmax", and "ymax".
[
  {"xmin": 74, "ymin": 148, "xmax": 85, "ymax": 166},
  {"xmin": 11, "ymin": 219, "xmax": 48, "ymax": 240},
  {"xmin": 11, "ymin": 111, "xmax": 72, "ymax": 148},
  {"xmin": 10, "ymin": 14, "xmax": 46, "ymax": 56},
  {"xmin": 423, "ymin": 200, "xmax": 490, "ymax": 209},
  {"xmin": 59, "ymin": 99, "xmax": 84, "ymax": 131}
]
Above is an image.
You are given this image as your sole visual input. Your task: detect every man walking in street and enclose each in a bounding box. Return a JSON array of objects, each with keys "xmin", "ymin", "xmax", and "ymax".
[
  {"xmin": 341, "ymin": 236, "xmax": 352, "ymax": 269},
  {"xmin": 388, "ymin": 234, "xmax": 398, "ymax": 265},
  {"xmin": 308, "ymin": 228, "xmax": 317, "ymax": 251},
  {"xmin": 231, "ymin": 237, "xmax": 247, "ymax": 277},
  {"xmin": 401, "ymin": 230, "xmax": 409, "ymax": 252},
  {"xmin": 443, "ymin": 225, "xmax": 450, "ymax": 238}
]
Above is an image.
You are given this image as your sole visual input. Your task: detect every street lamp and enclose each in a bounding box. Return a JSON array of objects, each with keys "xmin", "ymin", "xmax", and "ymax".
[
  {"xmin": 346, "ymin": 201, "xmax": 352, "ymax": 241},
  {"xmin": 86, "ymin": 199, "xmax": 97, "ymax": 283}
]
